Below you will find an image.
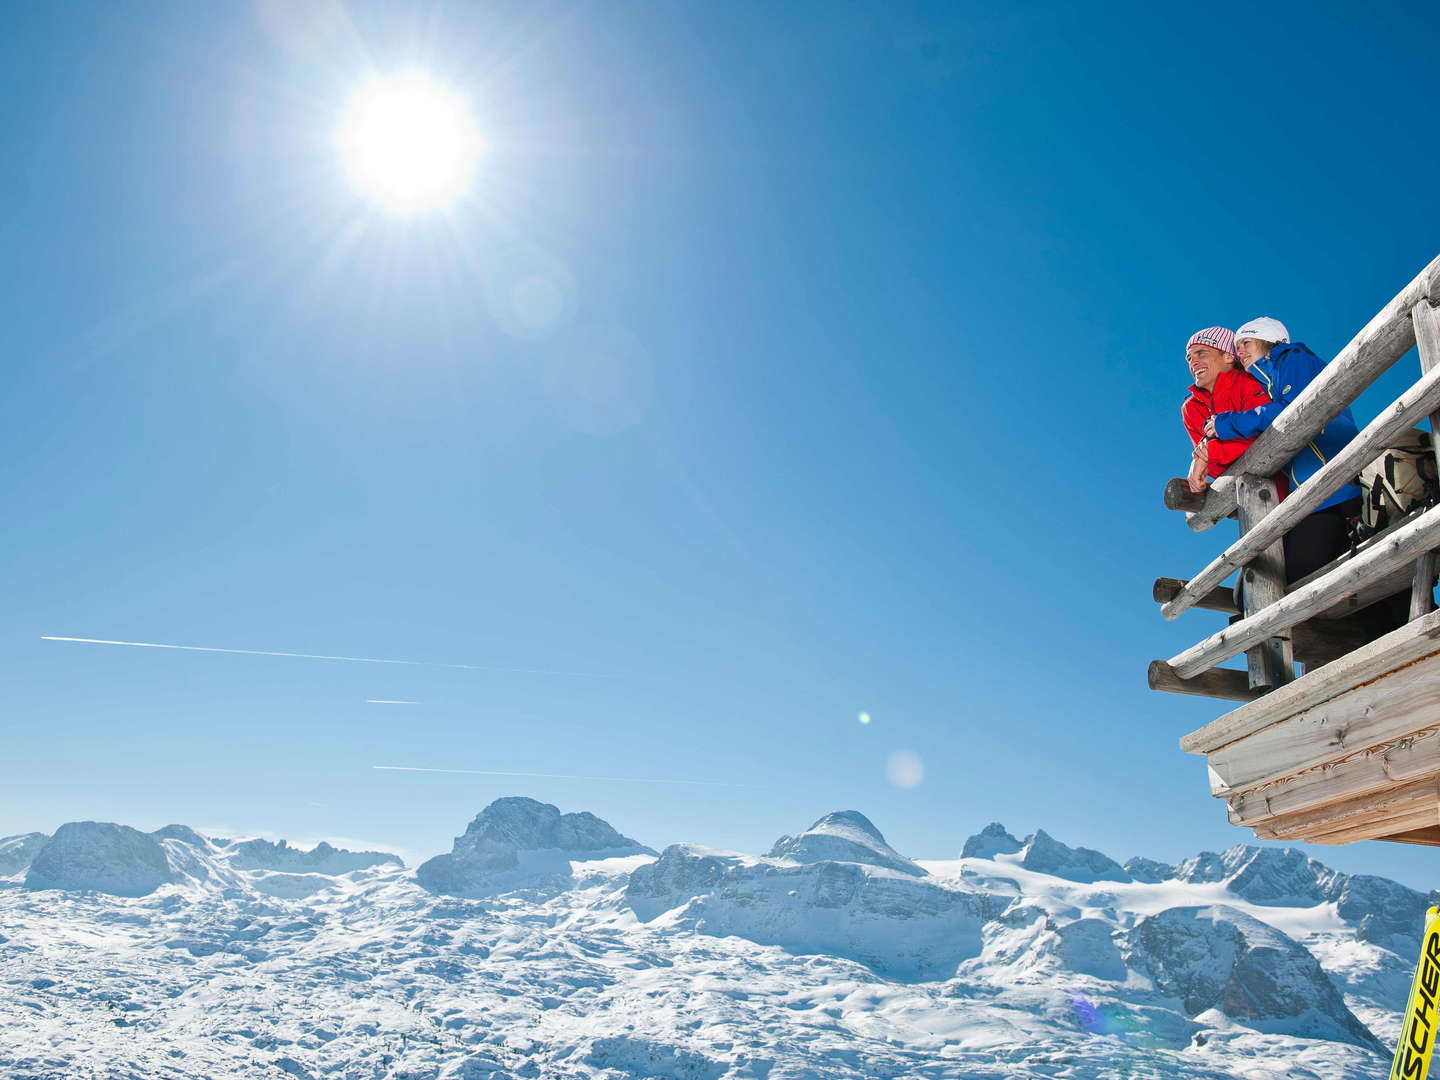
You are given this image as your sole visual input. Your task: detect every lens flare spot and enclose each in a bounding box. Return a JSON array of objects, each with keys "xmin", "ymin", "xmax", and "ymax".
[
  {"xmin": 886, "ymin": 750, "xmax": 924, "ymax": 789},
  {"xmin": 858, "ymin": 712, "xmax": 871, "ymax": 725}
]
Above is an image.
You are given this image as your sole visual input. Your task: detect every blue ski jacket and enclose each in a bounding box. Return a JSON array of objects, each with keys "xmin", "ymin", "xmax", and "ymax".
[{"xmin": 1211, "ymin": 342, "xmax": 1361, "ymax": 512}]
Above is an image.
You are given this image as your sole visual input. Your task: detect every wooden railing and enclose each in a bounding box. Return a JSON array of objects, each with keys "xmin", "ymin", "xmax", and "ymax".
[{"xmin": 1150, "ymin": 253, "xmax": 1440, "ymax": 702}]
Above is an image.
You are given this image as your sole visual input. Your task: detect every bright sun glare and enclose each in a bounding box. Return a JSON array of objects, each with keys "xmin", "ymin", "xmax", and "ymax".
[{"xmin": 338, "ymin": 73, "xmax": 480, "ymax": 214}]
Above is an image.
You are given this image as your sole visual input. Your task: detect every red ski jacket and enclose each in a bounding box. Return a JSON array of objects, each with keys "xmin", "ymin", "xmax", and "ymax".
[{"xmin": 1182, "ymin": 367, "xmax": 1279, "ymax": 483}]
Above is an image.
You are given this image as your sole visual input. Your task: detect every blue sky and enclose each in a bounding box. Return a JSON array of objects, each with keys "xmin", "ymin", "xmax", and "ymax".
[{"xmin": 3, "ymin": 1, "xmax": 1439, "ymax": 886}]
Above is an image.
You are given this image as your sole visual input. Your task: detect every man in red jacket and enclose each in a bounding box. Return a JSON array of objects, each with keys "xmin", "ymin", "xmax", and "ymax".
[{"xmin": 1181, "ymin": 326, "xmax": 1274, "ymax": 494}]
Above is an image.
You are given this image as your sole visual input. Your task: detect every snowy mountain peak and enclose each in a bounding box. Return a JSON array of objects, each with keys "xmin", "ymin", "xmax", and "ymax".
[
  {"xmin": 416, "ymin": 797, "xmax": 653, "ymax": 896},
  {"xmin": 225, "ymin": 837, "xmax": 403, "ymax": 875},
  {"xmin": 1223, "ymin": 845, "xmax": 1330, "ymax": 905},
  {"xmin": 150, "ymin": 825, "xmax": 212, "ymax": 849},
  {"xmin": 960, "ymin": 822, "xmax": 1023, "ymax": 859},
  {"xmin": 1122, "ymin": 855, "xmax": 1174, "ymax": 884},
  {"xmin": 766, "ymin": 810, "xmax": 925, "ymax": 877},
  {"xmin": 453, "ymin": 796, "xmax": 646, "ymax": 855},
  {"xmin": 0, "ymin": 832, "xmax": 49, "ymax": 877},
  {"xmin": 1018, "ymin": 828, "xmax": 1129, "ymax": 883},
  {"xmin": 1125, "ymin": 904, "xmax": 1382, "ymax": 1051},
  {"xmin": 1172, "ymin": 849, "xmax": 1230, "ymax": 883},
  {"xmin": 24, "ymin": 821, "xmax": 173, "ymax": 897}
]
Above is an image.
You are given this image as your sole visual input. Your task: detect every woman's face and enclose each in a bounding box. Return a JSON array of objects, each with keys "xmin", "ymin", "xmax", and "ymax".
[
  {"xmin": 1186, "ymin": 344, "xmax": 1232, "ymax": 391},
  {"xmin": 1235, "ymin": 337, "xmax": 1268, "ymax": 366}
]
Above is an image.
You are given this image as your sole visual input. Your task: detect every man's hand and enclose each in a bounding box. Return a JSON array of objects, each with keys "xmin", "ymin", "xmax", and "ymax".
[
  {"xmin": 1187, "ymin": 454, "xmax": 1211, "ymax": 493},
  {"xmin": 1203, "ymin": 415, "xmax": 1218, "ymax": 439}
]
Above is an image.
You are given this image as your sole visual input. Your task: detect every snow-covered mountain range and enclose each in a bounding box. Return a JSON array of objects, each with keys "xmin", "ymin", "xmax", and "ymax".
[{"xmin": 0, "ymin": 799, "xmax": 1428, "ymax": 1078}]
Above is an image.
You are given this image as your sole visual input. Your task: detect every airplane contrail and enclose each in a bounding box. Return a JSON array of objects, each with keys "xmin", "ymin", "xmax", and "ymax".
[
  {"xmin": 41, "ymin": 636, "xmax": 617, "ymax": 679},
  {"xmin": 373, "ymin": 765, "xmax": 749, "ymax": 788}
]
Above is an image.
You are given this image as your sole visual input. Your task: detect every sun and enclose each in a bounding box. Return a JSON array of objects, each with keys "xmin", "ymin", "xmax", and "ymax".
[{"xmin": 338, "ymin": 73, "xmax": 480, "ymax": 215}]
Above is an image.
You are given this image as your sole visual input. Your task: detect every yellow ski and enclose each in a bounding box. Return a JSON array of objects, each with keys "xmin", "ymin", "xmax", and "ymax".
[{"xmin": 1391, "ymin": 906, "xmax": 1440, "ymax": 1080}]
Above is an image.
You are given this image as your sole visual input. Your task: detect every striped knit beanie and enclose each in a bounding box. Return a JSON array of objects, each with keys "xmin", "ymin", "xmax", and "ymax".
[{"xmin": 1187, "ymin": 326, "xmax": 1237, "ymax": 358}]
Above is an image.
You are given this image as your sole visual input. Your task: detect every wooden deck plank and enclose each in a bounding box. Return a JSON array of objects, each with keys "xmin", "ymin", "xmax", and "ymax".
[
  {"xmin": 1246, "ymin": 776, "xmax": 1439, "ymax": 842},
  {"xmin": 1225, "ymin": 728, "xmax": 1440, "ymax": 825},
  {"xmin": 1299, "ymin": 803, "xmax": 1440, "ymax": 846},
  {"xmin": 1205, "ymin": 651, "xmax": 1440, "ymax": 795},
  {"xmin": 1179, "ymin": 609, "xmax": 1440, "ymax": 754},
  {"xmin": 1376, "ymin": 825, "xmax": 1440, "ymax": 848}
]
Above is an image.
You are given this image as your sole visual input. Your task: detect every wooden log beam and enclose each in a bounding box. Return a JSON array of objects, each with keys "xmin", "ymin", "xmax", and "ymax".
[
  {"xmin": 1182, "ymin": 252, "xmax": 1440, "ymax": 532},
  {"xmin": 1164, "ymin": 479, "xmax": 1208, "ymax": 513},
  {"xmin": 1308, "ymin": 560, "xmax": 1420, "ymax": 621},
  {"xmin": 1180, "ymin": 608, "xmax": 1440, "ymax": 756},
  {"xmin": 1152, "ymin": 577, "xmax": 1395, "ymax": 662},
  {"xmin": 1147, "ymin": 660, "xmax": 1262, "ymax": 702},
  {"xmin": 1163, "ymin": 355, "xmax": 1440, "ymax": 619},
  {"xmin": 1168, "ymin": 503, "xmax": 1440, "ymax": 678},
  {"xmin": 1153, "ymin": 577, "xmax": 1240, "ymax": 614}
]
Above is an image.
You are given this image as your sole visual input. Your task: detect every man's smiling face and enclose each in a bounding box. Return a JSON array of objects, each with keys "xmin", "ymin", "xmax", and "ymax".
[{"xmin": 1186, "ymin": 343, "xmax": 1231, "ymax": 392}]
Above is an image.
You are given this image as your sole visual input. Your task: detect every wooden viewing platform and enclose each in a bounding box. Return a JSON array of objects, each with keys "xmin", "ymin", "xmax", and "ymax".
[{"xmin": 1152, "ymin": 252, "xmax": 1440, "ymax": 847}]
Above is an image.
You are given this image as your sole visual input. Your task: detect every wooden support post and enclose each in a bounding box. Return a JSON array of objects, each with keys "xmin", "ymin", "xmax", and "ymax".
[
  {"xmin": 1413, "ymin": 299, "xmax": 1440, "ymax": 620},
  {"xmin": 1236, "ymin": 475, "xmax": 1294, "ymax": 690},
  {"xmin": 1413, "ymin": 551, "xmax": 1436, "ymax": 620},
  {"xmin": 1147, "ymin": 660, "xmax": 1262, "ymax": 702}
]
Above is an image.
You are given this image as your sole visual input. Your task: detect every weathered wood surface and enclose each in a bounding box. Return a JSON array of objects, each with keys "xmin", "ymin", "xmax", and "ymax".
[
  {"xmin": 1179, "ymin": 608, "xmax": 1440, "ymax": 754},
  {"xmin": 1164, "ymin": 479, "xmax": 1208, "ymax": 513},
  {"xmin": 1236, "ymin": 476, "xmax": 1294, "ymax": 688},
  {"xmin": 1154, "ymin": 577, "xmax": 1239, "ymax": 614},
  {"xmin": 1168, "ymin": 504, "xmax": 1440, "ymax": 678},
  {"xmin": 1304, "ymin": 802, "xmax": 1440, "ymax": 846},
  {"xmin": 1416, "ymin": 298, "xmax": 1440, "ymax": 380},
  {"xmin": 1414, "ymin": 552, "xmax": 1437, "ymax": 619},
  {"xmin": 1182, "ymin": 252, "xmax": 1440, "ymax": 532},
  {"xmin": 1248, "ymin": 775, "xmax": 1439, "ymax": 842},
  {"xmin": 1377, "ymin": 825, "xmax": 1440, "ymax": 847},
  {"xmin": 1307, "ymin": 560, "xmax": 1421, "ymax": 621},
  {"xmin": 1163, "ymin": 356, "xmax": 1440, "ymax": 619},
  {"xmin": 1205, "ymin": 648, "xmax": 1440, "ymax": 796},
  {"xmin": 1147, "ymin": 660, "xmax": 1262, "ymax": 702},
  {"xmin": 1415, "ymin": 301, "xmax": 1440, "ymax": 622},
  {"xmin": 1150, "ymin": 579, "xmax": 1375, "ymax": 664},
  {"xmin": 1225, "ymin": 726, "xmax": 1440, "ymax": 826}
]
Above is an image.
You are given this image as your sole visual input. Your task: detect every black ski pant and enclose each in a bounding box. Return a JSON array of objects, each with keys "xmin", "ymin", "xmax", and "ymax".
[{"xmin": 1282, "ymin": 498, "xmax": 1409, "ymax": 639}]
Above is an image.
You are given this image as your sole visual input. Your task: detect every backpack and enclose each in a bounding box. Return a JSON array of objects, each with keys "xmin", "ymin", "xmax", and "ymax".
[{"xmin": 1354, "ymin": 428, "xmax": 1440, "ymax": 539}]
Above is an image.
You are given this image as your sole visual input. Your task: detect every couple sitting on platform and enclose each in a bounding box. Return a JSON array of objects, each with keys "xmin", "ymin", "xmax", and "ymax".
[
  {"xmin": 1180, "ymin": 320, "xmax": 1407, "ymax": 635},
  {"xmin": 1181, "ymin": 319, "xmax": 1360, "ymax": 584}
]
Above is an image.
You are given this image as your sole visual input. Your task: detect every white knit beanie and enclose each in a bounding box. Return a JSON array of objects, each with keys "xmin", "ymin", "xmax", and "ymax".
[{"xmin": 1235, "ymin": 316, "xmax": 1289, "ymax": 345}]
